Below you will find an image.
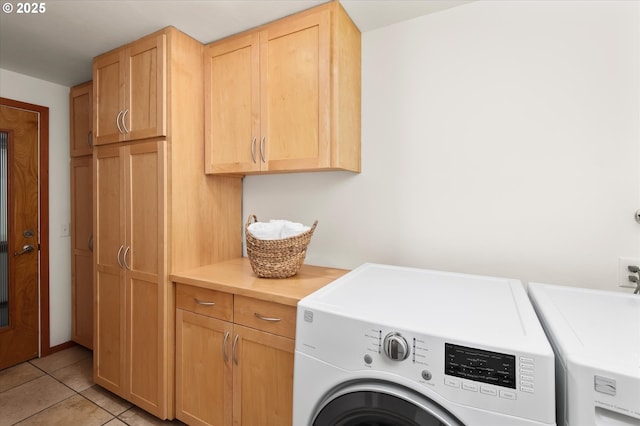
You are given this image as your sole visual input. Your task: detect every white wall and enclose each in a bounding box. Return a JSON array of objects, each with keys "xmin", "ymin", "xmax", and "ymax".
[
  {"xmin": 0, "ymin": 68, "xmax": 71, "ymax": 347},
  {"xmin": 244, "ymin": 0, "xmax": 640, "ymax": 291}
]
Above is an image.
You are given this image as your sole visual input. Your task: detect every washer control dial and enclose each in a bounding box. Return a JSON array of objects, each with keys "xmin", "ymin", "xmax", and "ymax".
[{"xmin": 383, "ymin": 332, "xmax": 410, "ymax": 361}]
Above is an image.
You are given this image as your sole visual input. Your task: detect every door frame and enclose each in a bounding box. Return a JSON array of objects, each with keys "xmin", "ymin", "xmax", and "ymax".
[{"xmin": 0, "ymin": 97, "xmax": 51, "ymax": 357}]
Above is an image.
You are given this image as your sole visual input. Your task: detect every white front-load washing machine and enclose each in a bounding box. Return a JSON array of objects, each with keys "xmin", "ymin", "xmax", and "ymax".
[
  {"xmin": 293, "ymin": 263, "xmax": 556, "ymax": 426},
  {"xmin": 528, "ymin": 282, "xmax": 640, "ymax": 426}
]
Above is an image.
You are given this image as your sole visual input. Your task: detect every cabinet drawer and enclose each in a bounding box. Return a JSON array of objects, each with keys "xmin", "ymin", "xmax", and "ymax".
[
  {"xmin": 234, "ymin": 295, "xmax": 296, "ymax": 339},
  {"xmin": 176, "ymin": 284, "xmax": 233, "ymax": 321}
]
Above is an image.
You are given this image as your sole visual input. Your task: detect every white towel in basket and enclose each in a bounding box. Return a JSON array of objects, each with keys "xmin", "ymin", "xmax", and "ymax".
[{"xmin": 248, "ymin": 219, "xmax": 310, "ymax": 240}]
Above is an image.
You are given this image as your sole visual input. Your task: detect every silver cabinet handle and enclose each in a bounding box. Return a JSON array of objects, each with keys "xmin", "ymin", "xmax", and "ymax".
[
  {"xmin": 116, "ymin": 244, "xmax": 124, "ymax": 268},
  {"xmin": 259, "ymin": 136, "xmax": 266, "ymax": 163},
  {"xmin": 14, "ymin": 244, "xmax": 34, "ymax": 256},
  {"xmin": 195, "ymin": 299, "xmax": 215, "ymax": 306},
  {"xmin": 232, "ymin": 334, "xmax": 239, "ymax": 365},
  {"xmin": 121, "ymin": 109, "xmax": 129, "ymax": 133},
  {"xmin": 254, "ymin": 312, "xmax": 281, "ymax": 322},
  {"xmin": 88, "ymin": 234, "xmax": 93, "ymax": 252},
  {"xmin": 123, "ymin": 245, "xmax": 130, "ymax": 270},
  {"xmin": 250, "ymin": 137, "xmax": 257, "ymax": 163},
  {"xmin": 116, "ymin": 110, "xmax": 124, "ymax": 134},
  {"xmin": 87, "ymin": 130, "xmax": 93, "ymax": 148},
  {"xmin": 222, "ymin": 330, "xmax": 230, "ymax": 364}
]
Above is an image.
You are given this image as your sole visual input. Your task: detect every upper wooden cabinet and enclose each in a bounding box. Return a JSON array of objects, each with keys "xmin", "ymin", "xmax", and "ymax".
[
  {"xmin": 204, "ymin": 1, "xmax": 361, "ymax": 175},
  {"xmin": 93, "ymin": 33, "xmax": 166, "ymax": 145},
  {"xmin": 70, "ymin": 81, "xmax": 93, "ymax": 156}
]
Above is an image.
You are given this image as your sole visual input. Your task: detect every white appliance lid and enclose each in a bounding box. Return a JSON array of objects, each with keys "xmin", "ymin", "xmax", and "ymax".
[
  {"xmin": 528, "ymin": 282, "xmax": 640, "ymax": 373},
  {"xmin": 300, "ymin": 263, "xmax": 551, "ymax": 353}
]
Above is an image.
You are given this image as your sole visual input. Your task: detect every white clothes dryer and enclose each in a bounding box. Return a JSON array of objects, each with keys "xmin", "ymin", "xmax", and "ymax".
[
  {"xmin": 528, "ymin": 282, "xmax": 640, "ymax": 426},
  {"xmin": 293, "ymin": 263, "xmax": 556, "ymax": 426}
]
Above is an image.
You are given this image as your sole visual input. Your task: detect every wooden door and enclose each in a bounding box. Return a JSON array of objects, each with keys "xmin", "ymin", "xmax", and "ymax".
[
  {"xmin": 204, "ymin": 32, "xmax": 260, "ymax": 174},
  {"xmin": 71, "ymin": 156, "xmax": 93, "ymax": 349},
  {"xmin": 232, "ymin": 325, "xmax": 295, "ymax": 426},
  {"xmin": 124, "ymin": 34, "xmax": 166, "ymax": 141},
  {"xmin": 94, "ymin": 144, "xmax": 126, "ymax": 394},
  {"xmin": 176, "ymin": 310, "xmax": 233, "ymax": 426},
  {"xmin": 70, "ymin": 82, "xmax": 93, "ymax": 157},
  {"xmin": 126, "ymin": 141, "xmax": 166, "ymax": 416},
  {"xmin": 0, "ymin": 106, "xmax": 40, "ymax": 369},
  {"xmin": 260, "ymin": 9, "xmax": 330, "ymax": 172},
  {"xmin": 94, "ymin": 50, "xmax": 124, "ymax": 145}
]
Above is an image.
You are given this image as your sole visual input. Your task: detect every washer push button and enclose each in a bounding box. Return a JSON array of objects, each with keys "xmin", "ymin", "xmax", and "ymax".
[
  {"xmin": 480, "ymin": 386, "xmax": 497, "ymax": 396},
  {"xmin": 444, "ymin": 377, "xmax": 460, "ymax": 388},
  {"xmin": 499, "ymin": 389, "xmax": 517, "ymax": 400},
  {"xmin": 518, "ymin": 356, "xmax": 535, "ymax": 393},
  {"xmin": 462, "ymin": 381, "xmax": 478, "ymax": 392}
]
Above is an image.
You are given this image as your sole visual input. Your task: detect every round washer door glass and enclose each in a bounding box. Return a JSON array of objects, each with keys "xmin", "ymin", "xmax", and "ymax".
[{"xmin": 313, "ymin": 386, "xmax": 464, "ymax": 426}]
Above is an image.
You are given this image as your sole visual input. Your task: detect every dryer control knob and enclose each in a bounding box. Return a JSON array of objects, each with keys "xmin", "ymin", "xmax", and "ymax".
[{"xmin": 383, "ymin": 332, "xmax": 410, "ymax": 361}]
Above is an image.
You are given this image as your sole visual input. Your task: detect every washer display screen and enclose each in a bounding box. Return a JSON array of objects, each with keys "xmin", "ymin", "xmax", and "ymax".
[{"xmin": 445, "ymin": 343, "xmax": 516, "ymax": 389}]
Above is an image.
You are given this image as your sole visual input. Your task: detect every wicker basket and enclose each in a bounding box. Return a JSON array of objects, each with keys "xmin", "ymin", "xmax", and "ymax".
[{"xmin": 245, "ymin": 214, "xmax": 318, "ymax": 278}]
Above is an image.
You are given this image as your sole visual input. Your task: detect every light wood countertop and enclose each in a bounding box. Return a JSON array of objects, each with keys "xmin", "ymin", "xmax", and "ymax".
[{"xmin": 170, "ymin": 257, "xmax": 348, "ymax": 306}]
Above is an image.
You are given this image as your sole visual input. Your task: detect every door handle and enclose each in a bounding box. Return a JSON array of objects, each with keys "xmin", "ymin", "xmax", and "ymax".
[
  {"xmin": 250, "ymin": 137, "xmax": 257, "ymax": 163},
  {"xmin": 116, "ymin": 110, "xmax": 124, "ymax": 134},
  {"xmin": 222, "ymin": 330, "xmax": 230, "ymax": 364},
  {"xmin": 123, "ymin": 246, "xmax": 130, "ymax": 270},
  {"xmin": 259, "ymin": 136, "xmax": 266, "ymax": 163},
  {"xmin": 121, "ymin": 109, "xmax": 129, "ymax": 134},
  {"xmin": 116, "ymin": 245, "xmax": 124, "ymax": 268},
  {"xmin": 14, "ymin": 244, "xmax": 34, "ymax": 256},
  {"xmin": 232, "ymin": 334, "xmax": 239, "ymax": 365}
]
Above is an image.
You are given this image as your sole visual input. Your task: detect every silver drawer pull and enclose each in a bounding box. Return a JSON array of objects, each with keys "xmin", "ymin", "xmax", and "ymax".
[
  {"xmin": 254, "ymin": 313, "xmax": 281, "ymax": 322},
  {"xmin": 195, "ymin": 298, "xmax": 215, "ymax": 306}
]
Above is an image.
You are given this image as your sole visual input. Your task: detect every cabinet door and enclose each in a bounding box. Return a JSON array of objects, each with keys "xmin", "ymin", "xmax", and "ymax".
[
  {"xmin": 260, "ymin": 9, "xmax": 331, "ymax": 172},
  {"xmin": 94, "ymin": 50, "xmax": 124, "ymax": 145},
  {"xmin": 126, "ymin": 141, "xmax": 167, "ymax": 416},
  {"xmin": 94, "ymin": 141, "xmax": 167, "ymax": 415},
  {"xmin": 176, "ymin": 309, "xmax": 233, "ymax": 426},
  {"xmin": 94, "ymin": 145, "xmax": 126, "ymax": 394},
  {"xmin": 124, "ymin": 34, "xmax": 166, "ymax": 141},
  {"xmin": 71, "ymin": 156, "xmax": 93, "ymax": 349},
  {"xmin": 233, "ymin": 324, "xmax": 295, "ymax": 426},
  {"xmin": 70, "ymin": 82, "xmax": 93, "ymax": 157},
  {"xmin": 94, "ymin": 35, "xmax": 166, "ymax": 145},
  {"xmin": 204, "ymin": 32, "xmax": 260, "ymax": 174}
]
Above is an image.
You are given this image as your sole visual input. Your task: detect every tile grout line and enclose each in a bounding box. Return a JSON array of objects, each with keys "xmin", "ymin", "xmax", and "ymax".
[
  {"xmin": 3, "ymin": 352, "xmax": 156, "ymax": 426},
  {"xmin": 8, "ymin": 358, "xmax": 117, "ymax": 426}
]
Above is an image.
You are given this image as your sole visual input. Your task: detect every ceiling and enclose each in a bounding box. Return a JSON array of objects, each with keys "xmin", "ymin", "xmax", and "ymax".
[{"xmin": 0, "ymin": 0, "xmax": 470, "ymax": 87}]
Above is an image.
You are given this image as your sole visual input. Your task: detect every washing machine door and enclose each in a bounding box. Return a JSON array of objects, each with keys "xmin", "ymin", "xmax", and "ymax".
[{"xmin": 313, "ymin": 382, "xmax": 465, "ymax": 426}]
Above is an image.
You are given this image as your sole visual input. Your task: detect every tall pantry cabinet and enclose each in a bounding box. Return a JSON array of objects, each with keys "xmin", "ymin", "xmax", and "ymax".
[
  {"xmin": 70, "ymin": 81, "xmax": 94, "ymax": 349},
  {"xmin": 92, "ymin": 27, "xmax": 242, "ymax": 419}
]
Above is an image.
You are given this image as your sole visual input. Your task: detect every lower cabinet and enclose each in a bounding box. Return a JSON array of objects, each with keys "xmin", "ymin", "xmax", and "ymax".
[{"xmin": 175, "ymin": 284, "xmax": 295, "ymax": 426}]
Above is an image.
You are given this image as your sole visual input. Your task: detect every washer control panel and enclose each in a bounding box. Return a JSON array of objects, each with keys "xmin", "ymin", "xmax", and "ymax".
[
  {"xmin": 445, "ymin": 343, "xmax": 516, "ymax": 389},
  {"xmin": 359, "ymin": 325, "xmax": 549, "ymax": 419},
  {"xmin": 296, "ymin": 309, "xmax": 554, "ymax": 423}
]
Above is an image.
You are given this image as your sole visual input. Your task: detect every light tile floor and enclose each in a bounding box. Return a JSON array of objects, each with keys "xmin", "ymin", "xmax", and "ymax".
[{"xmin": 0, "ymin": 346, "xmax": 185, "ymax": 426}]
